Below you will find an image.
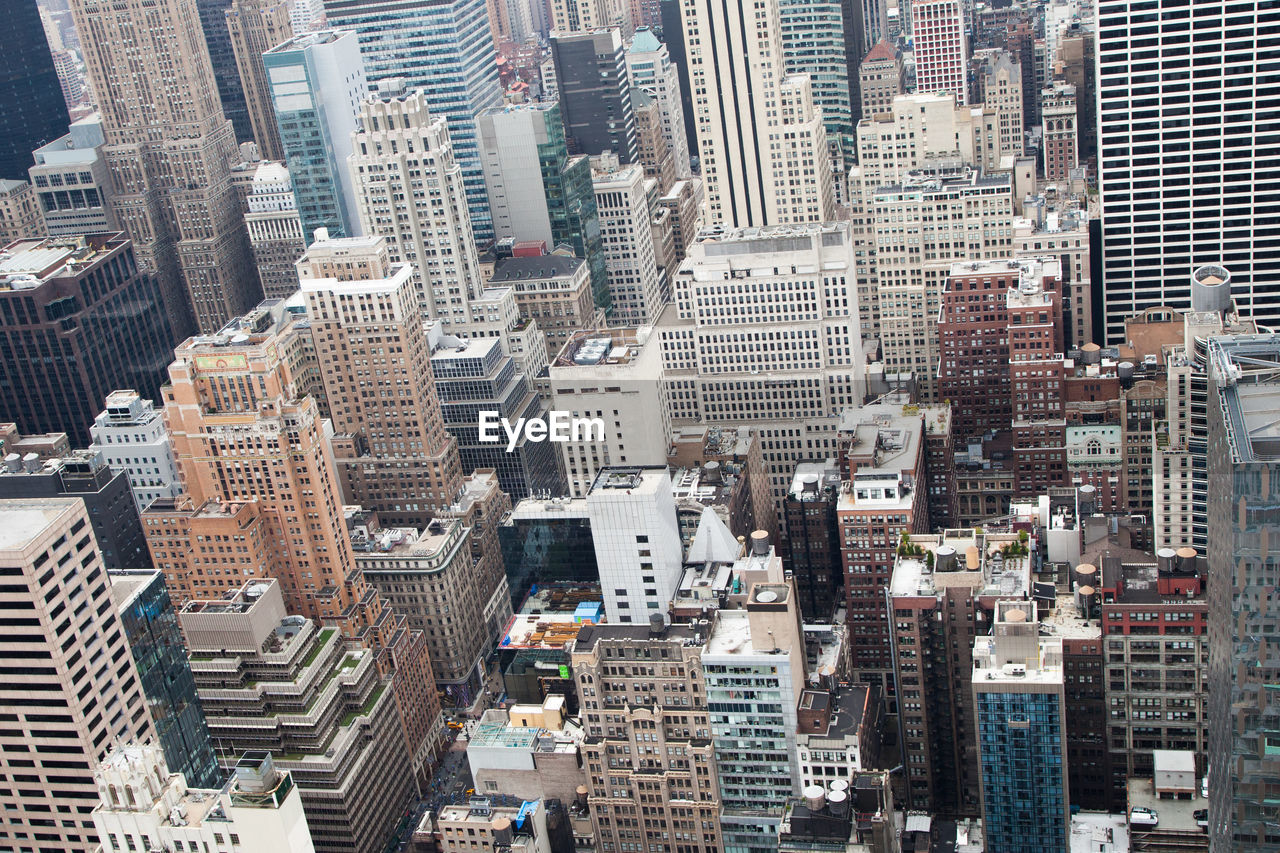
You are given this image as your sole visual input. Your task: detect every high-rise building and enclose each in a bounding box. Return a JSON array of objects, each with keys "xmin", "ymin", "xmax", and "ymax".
[
  {"xmin": 632, "ymin": 89, "xmax": 678, "ymax": 192},
  {"xmin": 0, "ymin": 0, "xmax": 71, "ymax": 180},
  {"xmin": 702, "ymin": 543, "xmax": 807, "ymax": 852},
  {"xmin": 872, "ymin": 168, "xmax": 1013, "ymax": 403},
  {"xmin": 477, "ymin": 101, "xmax": 610, "ymax": 312},
  {"xmin": 322, "ymin": 0, "xmax": 503, "ymax": 243},
  {"xmin": 890, "ymin": 529, "xmax": 1031, "ymax": 814},
  {"xmin": 678, "ymin": 0, "xmax": 835, "ymax": 227},
  {"xmin": 109, "ymin": 570, "xmax": 221, "ymax": 789},
  {"xmin": 428, "ymin": 329, "xmax": 564, "ymax": 500},
  {"xmin": 549, "ymin": 0, "xmax": 632, "ymax": 34},
  {"xmin": 784, "ymin": 461, "xmax": 843, "ymax": 621},
  {"xmin": 972, "ymin": 601, "xmax": 1070, "ymax": 852},
  {"xmin": 976, "ymin": 51, "xmax": 1023, "ymax": 160},
  {"xmin": 590, "ymin": 158, "xmax": 666, "ymax": 324},
  {"xmin": 552, "ymin": 29, "xmax": 638, "ymax": 165},
  {"xmin": 656, "ymin": 178, "xmax": 703, "ymax": 263},
  {"xmin": 858, "ymin": 40, "xmax": 902, "ymax": 119},
  {"xmin": 93, "ymin": 746, "xmax": 316, "ymax": 853},
  {"xmin": 1041, "ymin": 82, "xmax": 1077, "ymax": 182},
  {"xmin": 90, "ymin": 390, "xmax": 184, "ymax": 510},
  {"xmin": 1153, "ymin": 268, "xmax": 1256, "ymax": 554},
  {"xmin": 658, "ymin": 222, "xmax": 864, "ymax": 523},
  {"xmin": 584, "ymin": 466, "xmax": 684, "ymax": 623},
  {"xmin": 1097, "ymin": 0, "xmax": 1280, "ymax": 343},
  {"xmin": 264, "ymin": 30, "xmax": 366, "ymax": 242},
  {"xmin": 1207, "ymin": 333, "xmax": 1280, "ymax": 852},
  {"xmin": 226, "ymin": 0, "xmax": 294, "ymax": 161},
  {"xmin": 243, "ymin": 162, "xmax": 307, "ymax": 298},
  {"xmin": 0, "ymin": 449, "xmax": 152, "ymax": 570},
  {"xmin": 778, "ymin": 0, "xmax": 861, "ymax": 166},
  {"xmin": 67, "ymin": 0, "xmax": 262, "ymax": 337},
  {"xmin": 349, "ymin": 83, "xmax": 483, "ymax": 323},
  {"xmin": 836, "ymin": 403, "xmax": 929, "ymax": 701},
  {"xmin": 196, "ymin": 0, "xmax": 254, "ymax": 145},
  {"xmin": 569, "ymin": 622, "xmax": 722, "ymax": 853},
  {"xmin": 909, "ymin": 0, "xmax": 967, "ymax": 103},
  {"xmin": 0, "ymin": 497, "xmax": 158, "ymax": 853},
  {"xmin": 179, "ymin": 580, "xmax": 424, "ymax": 853},
  {"xmin": 625, "ymin": 29, "xmax": 692, "ymax": 179},
  {"xmin": 487, "ymin": 252, "xmax": 599, "ymax": 358},
  {"xmin": 0, "ymin": 235, "xmax": 175, "ymax": 446},
  {"xmin": 298, "ymin": 235, "xmax": 463, "ymax": 524},
  {"xmin": 28, "ymin": 115, "xmax": 116, "ymax": 238},
  {"xmin": 0, "ymin": 179, "xmax": 43, "ymax": 245}
]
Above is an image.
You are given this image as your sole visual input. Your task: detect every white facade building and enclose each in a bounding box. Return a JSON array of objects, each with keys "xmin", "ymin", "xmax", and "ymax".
[
  {"xmin": 625, "ymin": 28, "xmax": 692, "ymax": 179},
  {"xmin": 678, "ymin": 0, "xmax": 835, "ymax": 227},
  {"xmin": 910, "ymin": 0, "xmax": 968, "ymax": 103},
  {"xmin": 549, "ymin": 327, "xmax": 671, "ymax": 496},
  {"xmin": 244, "ymin": 162, "xmax": 307, "ymax": 299},
  {"xmin": 585, "ymin": 466, "xmax": 684, "ymax": 625},
  {"xmin": 350, "ymin": 83, "xmax": 483, "ymax": 324},
  {"xmin": 657, "ymin": 222, "xmax": 864, "ymax": 519},
  {"xmin": 476, "ymin": 102, "xmax": 559, "ymax": 246},
  {"xmin": 93, "ymin": 744, "xmax": 315, "ymax": 853},
  {"xmin": 591, "ymin": 158, "xmax": 666, "ymax": 325},
  {"xmin": 89, "ymin": 390, "xmax": 183, "ymax": 510}
]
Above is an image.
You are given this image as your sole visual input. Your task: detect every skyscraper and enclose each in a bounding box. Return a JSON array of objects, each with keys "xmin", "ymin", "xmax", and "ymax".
[
  {"xmin": 972, "ymin": 601, "xmax": 1070, "ymax": 852},
  {"xmin": 477, "ymin": 101, "xmax": 610, "ymax": 312},
  {"xmin": 350, "ymin": 84, "xmax": 484, "ymax": 323},
  {"xmin": 909, "ymin": 0, "xmax": 967, "ymax": 103},
  {"xmin": 778, "ymin": 0, "xmax": 861, "ymax": 162},
  {"xmin": 67, "ymin": 0, "xmax": 262, "ymax": 337},
  {"xmin": 1207, "ymin": 333, "xmax": 1280, "ymax": 852},
  {"xmin": 109, "ymin": 569, "xmax": 221, "ymax": 790},
  {"xmin": 298, "ymin": 235, "xmax": 465, "ymax": 525},
  {"xmin": 226, "ymin": 0, "xmax": 294, "ymax": 161},
  {"xmin": 679, "ymin": 0, "xmax": 835, "ymax": 227},
  {"xmin": 551, "ymin": 29, "xmax": 639, "ymax": 164},
  {"xmin": 0, "ymin": 0, "xmax": 71, "ymax": 180},
  {"xmin": 322, "ymin": 0, "xmax": 503, "ymax": 243},
  {"xmin": 625, "ymin": 29, "xmax": 692, "ymax": 179},
  {"xmin": 264, "ymin": 30, "xmax": 367, "ymax": 242},
  {"xmin": 196, "ymin": 0, "xmax": 254, "ymax": 144},
  {"xmin": 243, "ymin": 162, "xmax": 307, "ymax": 298},
  {"xmin": 1097, "ymin": 0, "xmax": 1280, "ymax": 343},
  {"xmin": 0, "ymin": 497, "xmax": 158, "ymax": 853},
  {"xmin": 0, "ymin": 235, "xmax": 176, "ymax": 446}
]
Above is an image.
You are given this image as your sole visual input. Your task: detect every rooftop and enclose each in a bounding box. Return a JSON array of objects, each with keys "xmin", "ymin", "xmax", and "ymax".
[
  {"xmin": 0, "ymin": 499, "xmax": 79, "ymax": 553},
  {"xmin": 574, "ymin": 620, "xmax": 700, "ymax": 649},
  {"xmin": 1069, "ymin": 813, "xmax": 1128, "ymax": 853},
  {"xmin": 890, "ymin": 531, "xmax": 1031, "ymax": 600},
  {"xmin": 0, "ymin": 234, "xmax": 124, "ymax": 289},
  {"xmin": 789, "ymin": 460, "xmax": 841, "ymax": 501},
  {"xmin": 587, "ymin": 465, "xmax": 667, "ymax": 496},
  {"xmin": 1125, "ymin": 778, "xmax": 1207, "ymax": 836},
  {"xmin": 1210, "ymin": 335, "xmax": 1280, "ymax": 462},
  {"xmin": 109, "ymin": 569, "xmax": 161, "ymax": 611},
  {"xmin": 489, "ymin": 254, "xmax": 585, "ymax": 282},
  {"xmin": 796, "ymin": 685, "xmax": 870, "ymax": 740}
]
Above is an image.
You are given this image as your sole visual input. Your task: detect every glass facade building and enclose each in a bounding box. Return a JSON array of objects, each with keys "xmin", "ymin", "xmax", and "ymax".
[
  {"xmin": 539, "ymin": 117, "xmax": 610, "ymax": 314},
  {"xmin": 1207, "ymin": 335, "xmax": 1280, "ymax": 851},
  {"xmin": 321, "ymin": 0, "xmax": 502, "ymax": 242},
  {"xmin": 110, "ymin": 570, "xmax": 221, "ymax": 789},
  {"xmin": 498, "ymin": 505, "xmax": 599, "ymax": 608},
  {"xmin": 974, "ymin": 691, "xmax": 1067, "ymax": 852},
  {"xmin": 0, "ymin": 0, "xmax": 71, "ymax": 180},
  {"xmin": 429, "ymin": 335, "xmax": 564, "ymax": 502},
  {"xmin": 264, "ymin": 30, "xmax": 367, "ymax": 243}
]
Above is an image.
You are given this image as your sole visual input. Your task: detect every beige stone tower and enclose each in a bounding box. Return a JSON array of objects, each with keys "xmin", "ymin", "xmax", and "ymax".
[
  {"xmin": 227, "ymin": 0, "xmax": 294, "ymax": 162},
  {"xmin": 67, "ymin": 0, "xmax": 261, "ymax": 337}
]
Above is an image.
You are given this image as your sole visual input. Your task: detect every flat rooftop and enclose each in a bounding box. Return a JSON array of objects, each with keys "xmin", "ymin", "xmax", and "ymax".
[
  {"xmin": 1069, "ymin": 812, "xmax": 1128, "ymax": 853},
  {"xmin": 588, "ymin": 466, "xmax": 667, "ymax": 495},
  {"xmin": 506, "ymin": 496, "xmax": 590, "ymax": 521},
  {"xmin": 0, "ymin": 235, "xmax": 122, "ymax": 287},
  {"xmin": 0, "ymin": 499, "xmax": 79, "ymax": 553},
  {"xmin": 1126, "ymin": 778, "xmax": 1207, "ymax": 836},
  {"xmin": 109, "ymin": 570, "xmax": 161, "ymax": 611}
]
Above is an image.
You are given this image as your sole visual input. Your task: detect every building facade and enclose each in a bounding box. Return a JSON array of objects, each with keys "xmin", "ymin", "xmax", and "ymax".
[
  {"xmin": 226, "ymin": 0, "xmax": 294, "ymax": 161},
  {"xmin": 264, "ymin": 31, "xmax": 367, "ymax": 242},
  {"xmin": 552, "ymin": 30, "xmax": 639, "ymax": 165},
  {"xmin": 0, "ymin": 0, "xmax": 71, "ymax": 180},
  {"xmin": 243, "ymin": 162, "xmax": 307, "ymax": 299},
  {"xmin": 0, "ymin": 498, "xmax": 158, "ymax": 853},
  {"xmin": 89, "ymin": 390, "xmax": 183, "ymax": 512},
  {"xmin": 0, "ymin": 235, "xmax": 175, "ymax": 446}
]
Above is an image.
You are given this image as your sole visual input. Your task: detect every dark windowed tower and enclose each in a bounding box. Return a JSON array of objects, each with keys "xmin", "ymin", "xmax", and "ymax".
[{"xmin": 0, "ymin": 0, "xmax": 72, "ymax": 179}]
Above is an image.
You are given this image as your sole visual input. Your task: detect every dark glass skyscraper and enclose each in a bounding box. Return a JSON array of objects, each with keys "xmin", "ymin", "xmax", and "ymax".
[
  {"xmin": 110, "ymin": 569, "xmax": 221, "ymax": 789},
  {"xmin": 196, "ymin": 0, "xmax": 254, "ymax": 145},
  {"xmin": 551, "ymin": 29, "xmax": 638, "ymax": 164},
  {"xmin": 1, "ymin": 0, "xmax": 72, "ymax": 179}
]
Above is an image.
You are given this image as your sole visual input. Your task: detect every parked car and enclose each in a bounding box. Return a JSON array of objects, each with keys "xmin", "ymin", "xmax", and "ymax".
[
  {"xmin": 1129, "ymin": 807, "xmax": 1159, "ymax": 827},
  {"xmin": 1194, "ymin": 809, "xmax": 1208, "ymax": 830}
]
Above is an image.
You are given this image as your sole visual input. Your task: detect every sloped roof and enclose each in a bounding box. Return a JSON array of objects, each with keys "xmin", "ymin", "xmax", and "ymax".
[
  {"xmin": 686, "ymin": 505, "xmax": 740, "ymax": 565},
  {"xmin": 863, "ymin": 39, "xmax": 896, "ymax": 64},
  {"xmin": 629, "ymin": 28, "xmax": 663, "ymax": 54}
]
